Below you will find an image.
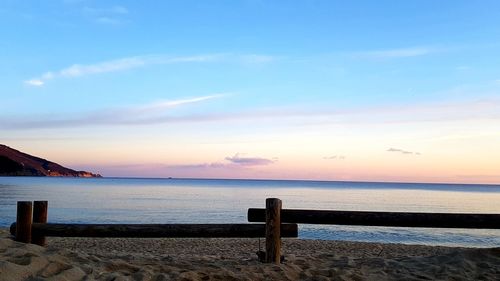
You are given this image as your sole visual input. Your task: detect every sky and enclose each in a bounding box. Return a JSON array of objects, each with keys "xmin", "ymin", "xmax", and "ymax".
[{"xmin": 1, "ymin": 0, "xmax": 500, "ymax": 184}]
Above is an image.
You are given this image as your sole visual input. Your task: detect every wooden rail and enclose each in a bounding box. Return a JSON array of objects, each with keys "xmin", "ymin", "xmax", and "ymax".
[
  {"xmin": 10, "ymin": 222, "xmax": 298, "ymax": 238},
  {"xmin": 248, "ymin": 208, "xmax": 500, "ymax": 229}
]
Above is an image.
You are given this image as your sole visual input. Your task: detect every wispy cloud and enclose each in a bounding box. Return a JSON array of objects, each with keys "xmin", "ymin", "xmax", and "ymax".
[
  {"xmin": 323, "ymin": 155, "xmax": 346, "ymax": 160},
  {"xmin": 0, "ymin": 94, "xmax": 228, "ymax": 129},
  {"xmin": 354, "ymin": 46, "xmax": 440, "ymax": 59},
  {"xmin": 225, "ymin": 153, "xmax": 275, "ymax": 166},
  {"xmin": 83, "ymin": 6, "xmax": 129, "ymax": 15},
  {"xmin": 95, "ymin": 17, "xmax": 121, "ymax": 25},
  {"xmin": 166, "ymin": 163, "xmax": 228, "ymax": 169},
  {"xmin": 3, "ymin": 94, "xmax": 500, "ymax": 130},
  {"xmin": 83, "ymin": 5, "xmax": 129, "ymax": 25},
  {"xmin": 24, "ymin": 55, "xmax": 219, "ymax": 86},
  {"xmin": 168, "ymin": 154, "xmax": 274, "ymax": 170},
  {"xmin": 240, "ymin": 54, "xmax": 276, "ymax": 64},
  {"xmin": 88, "ymin": 155, "xmax": 275, "ymax": 177},
  {"xmin": 24, "ymin": 54, "xmax": 272, "ymax": 86},
  {"xmin": 24, "ymin": 79, "xmax": 44, "ymax": 86},
  {"xmin": 387, "ymin": 148, "xmax": 421, "ymax": 155},
  {"xmin": 134, "ymin": 94, "xmax": 227, "ymax": 113}
]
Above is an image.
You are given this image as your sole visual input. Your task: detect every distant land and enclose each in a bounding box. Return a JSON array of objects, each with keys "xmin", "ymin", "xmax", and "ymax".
[{"xmin": 0, "ymin": 144, "xmax": 101, "ymax": 177}]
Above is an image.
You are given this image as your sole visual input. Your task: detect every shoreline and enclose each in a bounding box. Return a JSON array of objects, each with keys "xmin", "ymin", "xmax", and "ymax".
[{"xmin": 1, "ymin": 228, "xmax": 499, "ymax": 280}]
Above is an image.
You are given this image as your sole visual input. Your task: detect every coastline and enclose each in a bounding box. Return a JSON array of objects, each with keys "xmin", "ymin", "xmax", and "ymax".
[{"xmin": 1, "ymin": 228, "xmax": 499, "ymax": 280}]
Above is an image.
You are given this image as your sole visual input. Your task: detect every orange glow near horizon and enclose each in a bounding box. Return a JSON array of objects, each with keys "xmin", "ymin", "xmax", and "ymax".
[{"xmin": 4, "ymin": 101, "xmax": 500, "ymax": 185}]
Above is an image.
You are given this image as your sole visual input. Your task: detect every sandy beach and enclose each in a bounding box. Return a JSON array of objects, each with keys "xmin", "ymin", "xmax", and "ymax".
[{"xmin": 1, "ymin": 228, "xmax": 499, "ymax": 280}]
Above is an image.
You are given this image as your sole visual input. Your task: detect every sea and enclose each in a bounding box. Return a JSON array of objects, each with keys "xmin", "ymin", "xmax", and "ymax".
[{"xmin": 1, "ymin": 177, "xmax": 500, "ymax": 248}]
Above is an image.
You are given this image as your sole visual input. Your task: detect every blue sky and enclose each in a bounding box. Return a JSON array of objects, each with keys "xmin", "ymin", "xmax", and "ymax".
[{"xmin": 1, "ymin": 1, "xmax": 500, "ymax": 183}]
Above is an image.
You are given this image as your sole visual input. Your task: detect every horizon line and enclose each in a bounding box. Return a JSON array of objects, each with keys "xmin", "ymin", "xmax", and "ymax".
[{"xmin": 71, "ymin": 175, "xmax": 500, "ymax": 187}]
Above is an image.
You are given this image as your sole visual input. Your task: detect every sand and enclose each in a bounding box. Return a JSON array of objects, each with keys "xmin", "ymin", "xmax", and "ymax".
[{"xmin": 1, "ymin": 228, "xmax": 499, "ymax": 280}]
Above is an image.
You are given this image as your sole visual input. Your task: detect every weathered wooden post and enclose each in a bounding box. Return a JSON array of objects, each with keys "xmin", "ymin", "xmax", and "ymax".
[
  {"xmin": 265, "ymin": 198, "xmax": 282, "ymax": 264},
  {"xmin": 32, "ymin": 201, "xmax": 48, "ymax": 246},
  {"xmin": 15, "ymin": 201, "xmax": 33, "ymax": 243}
]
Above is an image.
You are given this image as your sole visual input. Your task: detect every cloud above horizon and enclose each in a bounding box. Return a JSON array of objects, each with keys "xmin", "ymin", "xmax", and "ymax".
[
  {"xmin": 81, "ymin": 155, "xmax": 276, "ymax": 178},
  {"xmin": 323, "ymin": 155, "xmax": 346, "ymax": 160},
  {"xmin": 82, "ymin": 5, "xmax": 129, "ymax": 25},
  {"xmin": 0, "ymin": 94, "xmax": 228, "ymax": 129},
  {"xmin": 131, "ymin": 94, "xmax": 228, "ymax": 114},
  {"xmin": 354, "ymin": 46, "xmax": 440, "ymax": 59},
  {"xmin": 171, "ymin": 154, "xmax": 275, "ymax": 170},
  {"xmin": 24, "ymin": 55, "xmax": 220, "ymax": 86},
  {"xmin": 2, "ymin": 96, "xmax": 500, "ymax": 130},
  {"xmin": 225, "ymin": 153, "xmax": 275, "ymax": 166},
  {"xmin": 24, "ymin": 53, "xmax": 275, "ymax": 86},
  {"xmin": 387, "ymin": 148, "xmax": 421, "ymax": 155},
  {"xmin": 115, "ymin": 154, "xmax": 275, "ymax": 172}
]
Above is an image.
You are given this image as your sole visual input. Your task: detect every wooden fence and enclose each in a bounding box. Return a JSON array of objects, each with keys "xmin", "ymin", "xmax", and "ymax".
[
  {"xmin": 10, "ymin": 198, "xmax": 500, "ymax": 264},
  {"xmin": 248, "ymin": 198, "xmax": 500, "ymax": 263},
  {"xmin": 10, "ymin": 200, "xmax": 298, "ymax": 264}
]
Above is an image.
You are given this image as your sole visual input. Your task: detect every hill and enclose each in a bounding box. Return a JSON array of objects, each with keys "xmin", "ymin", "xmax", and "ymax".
[{"xmin": 0, "ymin": 144, "xmax": 101, "ymax": 177}]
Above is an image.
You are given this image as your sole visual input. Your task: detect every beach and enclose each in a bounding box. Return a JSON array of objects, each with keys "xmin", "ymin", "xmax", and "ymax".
[{"xmin": 1, "ymin": 229, "xmax": 499, "ymax": 280}]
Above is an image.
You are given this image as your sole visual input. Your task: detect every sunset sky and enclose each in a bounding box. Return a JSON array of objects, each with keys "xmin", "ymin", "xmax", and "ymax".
[{"xmin": 1, "ymin": 1, "xmax": 499, "ymax": 183}]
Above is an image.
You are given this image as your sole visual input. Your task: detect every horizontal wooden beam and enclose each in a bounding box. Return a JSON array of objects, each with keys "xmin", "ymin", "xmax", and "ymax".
[
  {"xmin": 248, "ymin": 208, "xmax": 500, "ymax": 229},
  {"xmin": 10, "ymin": 223, "xmax": 298, "ymax": 238}
]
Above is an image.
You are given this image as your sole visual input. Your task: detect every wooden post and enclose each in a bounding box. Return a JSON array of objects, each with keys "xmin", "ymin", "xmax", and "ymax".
[
  {"xmin": 15, "ymin": 201, "xmax": 32, "ymax": 243},
  {"xmin": 265, "ymin": 198, "xmax": 282, "ymax": 264},
  {"xmin": 32, "ymin": 201, "xmax": 48, "ymax": 246}
]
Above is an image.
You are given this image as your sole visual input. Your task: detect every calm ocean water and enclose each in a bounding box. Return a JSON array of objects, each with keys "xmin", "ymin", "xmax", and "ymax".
[{"xmin": 1, "ymin": 177, "xmax": 500, "ymax": 247}]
